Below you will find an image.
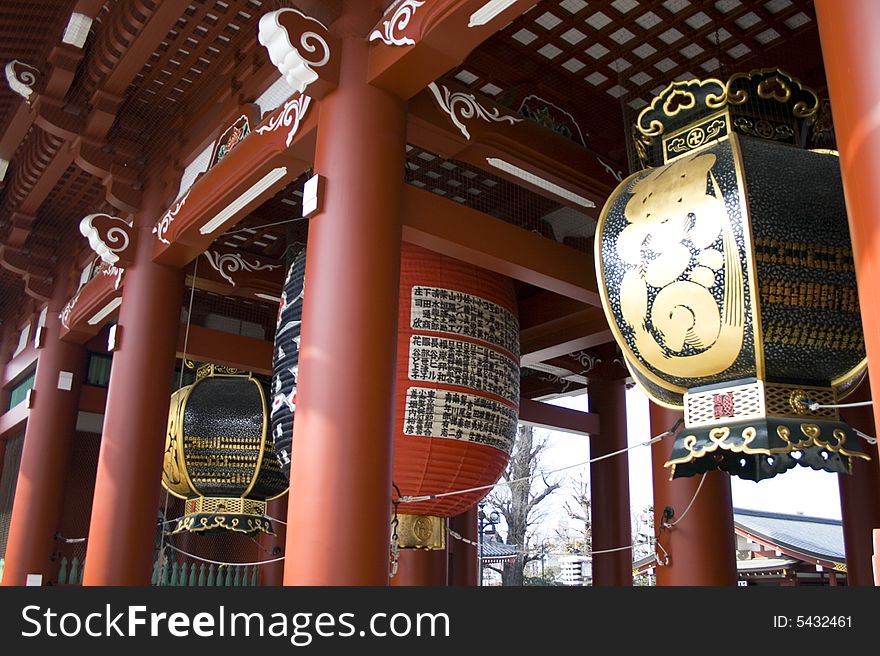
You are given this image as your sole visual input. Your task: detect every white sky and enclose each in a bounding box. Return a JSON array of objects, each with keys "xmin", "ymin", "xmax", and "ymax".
[{"xmin": 528, "ymin": 386, "xmax": 844, "ymax": 541}]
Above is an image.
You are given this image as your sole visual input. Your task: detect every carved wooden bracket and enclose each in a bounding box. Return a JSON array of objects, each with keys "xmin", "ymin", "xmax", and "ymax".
[
  {"xmin": 198, "ymin": 247, "xmax": 284, "ymax": 301},
  {"xmin": 0, "ymin": 244, "xmax": 53, "ymax": 302},
  {"xmin": 79, "ymin": 212, "xmax": 136, "ymax": 267},
  {"xmin": 367, "ymin": 0, "xmax": 538, "ymax": 99},
  {"xmin": 4, "ymin": 60, "xmax": 40, "ymax": 102},
  {"xmin": 369, "ymin": 0, "xmax": 425, "ymax": 46},
  {"xmin": 427, "ymin": 81, "xmax": 522, "ymax": 140},
  {"xmin": 152, "ymin": 96, "xmax": 316, "ymax": 268},
  {"xmin": 59, "ymin": 259, "xmax": 124, "ymax": 343},
  {"xmin": 258, "ymin": 8, "xmax": 339, "ymax": 100}
]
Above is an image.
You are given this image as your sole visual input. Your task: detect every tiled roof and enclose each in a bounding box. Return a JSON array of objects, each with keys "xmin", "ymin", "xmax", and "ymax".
[
  {"xmin": 737, "ymin": 556, "xmax": 797, "ymax": 572},
  {"xmin": 479, "ymin": 538, "xmax": 520, "ymax": 560},
  {"xmin": 733, "ymin": 508, "xmax": 844, "ymax": 562}
]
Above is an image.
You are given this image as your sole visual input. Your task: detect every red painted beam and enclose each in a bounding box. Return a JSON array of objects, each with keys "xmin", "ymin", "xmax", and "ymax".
[
  {"xmin": 1, "ymin": 344, "xmax": 37, "ymax": 388},
  {"xmin": 152, "ymin": 101, "xmax": 317, "ymax": 268},
  {"xmin": 58, "ymin": 267, "xmax": 124, "ymax": 344},
  {"xmin": 0, "ymin": 103, "xmax": 34, "ymax": 162},
  {"xmin": 177, "ymin": 324, "xmax": 273, "ymax": 375},
  {"xmin": 368, "ymin": 0, "xmax": 538, "ymax": 100},
  {"xmin": 518, "ymin": 397, "xmax": 599, "ymax": 436},
  {"xmin": 79, "ymin": 384, "xmax": 108, "ymax": 415},
  {"xmin": 520, "ymin": 305, "xmax": 612, "ymax": 366},
  {"xmin": 401, "ymin": 184, "xmax": 599, "ymax": 304},
  {"xmin": 191, "ymin": 248, "xmax": 284, "ymax": 301},
  {"xmin": 520, "ymin": 373, "xmax": 587, "ymax": 400},
  {"xmin": 407, "ymin": 86, "xmax": 618, "ymax": 211},
  {"xmin": 0, "ymin": 402, "xmax": 28, "ymax": 440}
]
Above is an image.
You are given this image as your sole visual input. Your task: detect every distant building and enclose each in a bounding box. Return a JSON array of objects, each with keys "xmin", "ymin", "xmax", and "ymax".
[
  {"xmin": 635, "ymin": 508, "xmax": 847, "ymax": 586},
  {"xmin": 478, "ymin": 538, "xmax": 519, "ymax": 586},
  {"xmin": 558, "ymin": 555, "xmax": 591, "ymax": 586}
]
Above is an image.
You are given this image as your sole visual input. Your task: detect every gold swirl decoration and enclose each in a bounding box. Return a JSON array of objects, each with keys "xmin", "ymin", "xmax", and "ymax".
[
  {"xmin": 161, "ymin": 386, "xmax": 195, "ymax": 499},
  {"xmin": 616, "ymin": 151, "xmax": 744, "ymax": 380},
  {"xmin": 636, "ymin": 78, "xmax": 726, "ymax": 138}
]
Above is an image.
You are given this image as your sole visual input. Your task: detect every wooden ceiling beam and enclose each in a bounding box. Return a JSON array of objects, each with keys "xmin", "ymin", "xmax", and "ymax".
[
  {"xmin": 178, "ymin": 324, "xmax": 273, "ymax": 376},
  {"xmin": 401, "ymin": 183, "xmax": 599, "ymax": 304},
  {"xmin": 406, "ymin": 83, "xmax": 618, "ymax": 211},
  {"xmin": 152, "ymin": 99, "xmax": 317, "ymax": 268},
  {"xmin": 367, "ymin": 0, "xmax": 538, "ymax": 99},
  {"xmin": 519, "ymin": 397, "xmax": 598, "ymax": 437},
  {"xmin": 520, "ymin": 372, "xmax": 586, "ymax": 400},
  {"xmin": 520, "ymin": 304, "xmax": 612, "ymax": 366},
  {"xmin": 7, "ymin": 1, "xmax": 185, "ymax": 229}
]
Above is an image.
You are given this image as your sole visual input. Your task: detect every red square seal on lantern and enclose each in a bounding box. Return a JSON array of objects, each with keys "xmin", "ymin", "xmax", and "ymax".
[{"xmin": 713, "ymin": 392, "xmax": 735, "ymax": 419}]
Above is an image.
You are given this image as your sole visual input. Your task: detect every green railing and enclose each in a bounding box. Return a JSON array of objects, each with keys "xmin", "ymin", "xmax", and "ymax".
[
  {"xmin": 151, "ymin": 556, "xmax": 260, "ymax": 587},
  {"xmin": 57, "ymin": 556, "xmax": 85, "ymax": 585},
  {"xmin": 0, "ymin": 555, "xmax": 260, "ymax": 586}
]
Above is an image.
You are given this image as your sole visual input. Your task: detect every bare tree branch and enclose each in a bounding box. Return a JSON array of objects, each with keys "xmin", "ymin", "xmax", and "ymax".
[{"xmin": 483, "ymin": 425, "xmax": 560, "ymax": 586}]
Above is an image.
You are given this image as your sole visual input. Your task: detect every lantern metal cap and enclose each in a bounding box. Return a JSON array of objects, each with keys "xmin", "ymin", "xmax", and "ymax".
[{"xmin": 633, "ymin": 68, "xmax": 820, "ymax": 168}]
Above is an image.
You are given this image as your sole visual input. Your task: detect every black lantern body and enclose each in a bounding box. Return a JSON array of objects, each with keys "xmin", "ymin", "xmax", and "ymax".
[
  {"xmin": 597, "ymin": 70, "xmax": 869, "ymax": 480},
  {"xmin": 162, "ymin": 366, "xmax": 288, "ymax": 533}
]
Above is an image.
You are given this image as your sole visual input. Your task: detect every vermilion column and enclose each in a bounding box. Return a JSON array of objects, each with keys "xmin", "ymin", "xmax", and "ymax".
[
  {"xmin": 815, "ymin": 1, "xmax": 880, "ymax": 433},
  {"xmin": 650, "ymin": 403, "xmax": 737, "ymax": 586},
  {"xmin": 448, "ymin": 506, "xmax": 478, "ymax": 586},
  {"xmin": 83, "ymin": 184, "xmax": 185, "ymax": 585},
  {"xmin": 589, "ymin": 378, "xmax": 632, "ymax": 586},
  {"xmin": 391, "ymin": 548, "xmax": 448, "ymax": 587},
  {"xmin": 284, "ymin": 3, "xmax": 406, "ymax": 585},
  {"xmin": 1, "ymin": 278, "xmax": 86, "ymax": 585},
  {"xmin": 838, "ymin": 383, "xmax": 880, "ymax": 586},
  {"xmin": 259, "ymin": 496, "xmax": 288, "ymax": 586},
  {"xmin": 874, "ymin": 530, "xmax": 880, "ymax": 585}
]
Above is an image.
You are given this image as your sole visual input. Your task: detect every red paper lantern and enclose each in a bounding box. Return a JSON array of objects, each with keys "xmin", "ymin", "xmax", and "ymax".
[{"xmin": 394, "ymin": 243, "xmax": 520, "ymax": 517}]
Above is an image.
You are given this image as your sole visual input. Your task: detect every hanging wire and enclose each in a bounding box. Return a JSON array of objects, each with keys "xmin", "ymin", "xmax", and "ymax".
[
  {"xmin": 156, "ymin": 257, "xmax": 199, "ymax": 586},
  {"xmin": 663, "ymin": 473, "xmax": 707, "ymax": 529},
  {"xmin": 224, "ymin": 216, "xmax": 307, "ymax": 236},
  {"xmin": 589, "ymin": 544, "xmax": 634, "ymax": 556},
  {"xmin": 389, "ymin": 482, "xmax": 402, "ymax": 579},
  {"xmin": 398, "ymin": 418, "xmax": 683, "ymax": 504},
  {"xmin": 447, "ymin": 527, "xmax": 479, "ymax": 547},
  {"xmin": 855, "ymin": 428, "xmax": 878, "ymax": 446},
  {"xmin": 165, "ymin": 543, "xmax": 284, "ymax": 567},
  {"xmin": 646, "ymin": 471, "xmax": 709, "ymax": 571},
  {"xmin": 53, "ymin": 533, "xmax": 87, "ymax": 544},
  {"xmin": 807, "ymin": 399, "xmax": 873, "ymax": 411}
]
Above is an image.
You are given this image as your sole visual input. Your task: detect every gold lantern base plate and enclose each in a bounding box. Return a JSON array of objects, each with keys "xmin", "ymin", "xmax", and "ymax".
[
  {"xmin": 394, "ymin": 514, "xmax": 446, "ymax": 550},
  {"xmin": 172, "ymin": 497, "xmax": 274, "ymax": 535}
]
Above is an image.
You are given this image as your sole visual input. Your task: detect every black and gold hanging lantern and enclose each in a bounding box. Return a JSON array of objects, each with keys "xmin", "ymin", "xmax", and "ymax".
[
  {"xmin": 596, "ymin": 69, "xmax": 869, "ymax": 481},
  {"xmin": 162, "ymin": 364, "xmax": 288, "ymax": 533}
]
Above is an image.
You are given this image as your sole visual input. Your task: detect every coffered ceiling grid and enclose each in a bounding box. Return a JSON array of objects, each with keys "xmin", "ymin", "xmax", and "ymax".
[
  {"xmin": 404, "ymin": 143, "xmax": 597, "ymax": 246},
  {"xmin": 0, "ymin": 1, "xmax": 75, "ymax": 143},
  {"xmin": 445, "ymin": 0, "xmax": 822, "ymax": 165}
]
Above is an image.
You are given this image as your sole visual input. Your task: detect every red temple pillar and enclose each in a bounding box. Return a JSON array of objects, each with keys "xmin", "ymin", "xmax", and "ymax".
[
  {"xmin": 874, "ymin": 530, "xmax": 880, "ymax": 585},
  {"xmin": 650, "ymin": 403, "xmax": 737, "ymax": 586},
  {"xmin": 259, "ymin": 496, "xmax": 288, "ymax": 586},
  {"xmin": 284, "ymin": 3, "xmax": 406, "ymax": 585},
  {"xmin": 391, "ymin": 548, "xmax": 448, "ymax": 587},
  {"xmin": 815, "ymin": 1, "xmax": 880, "ymax": 434},
  {"xmin": 448, "ymin": 506, "xmax": 478, "ymax": 586},
  {"xmin": 83, "ymin": 183, "xmax": 185, "ymax": 586},
  {"xmin": 837, "ymin": 382, "xmax": 880, "ymax": 586},
  {"xmin": 589, "ymin": 378, "xmax": 632, "ymax": 586},
  {"xmin": 1, "ymin": 275, "xmax": 86, "ymax": 585}
]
